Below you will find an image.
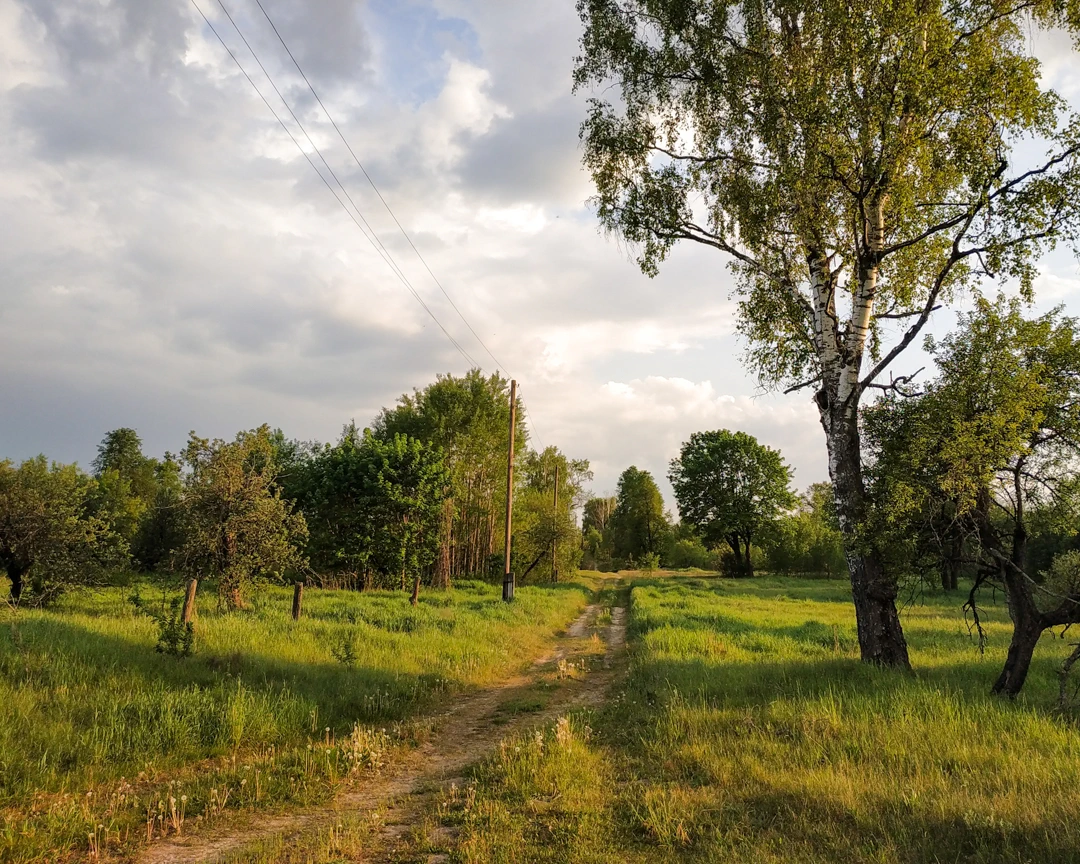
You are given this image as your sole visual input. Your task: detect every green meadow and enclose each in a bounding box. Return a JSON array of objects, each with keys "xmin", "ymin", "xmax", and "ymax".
[
  {"xmin": 450, "ymin": 576, "xmax": 1080, "ymax": 864},
  {"xmin": 0, "ymin": 576, "xmax": 597, "ymax": 863}
]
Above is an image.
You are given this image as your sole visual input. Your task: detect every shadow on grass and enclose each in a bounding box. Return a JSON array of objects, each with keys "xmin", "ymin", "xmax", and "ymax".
[
  {"xmin": 597, "ymin": 652, "xmax": 1080, "ymax": 862},
  {"xmin": 1, "ymin": 614, "xmax": 448, "ymax": 725}
]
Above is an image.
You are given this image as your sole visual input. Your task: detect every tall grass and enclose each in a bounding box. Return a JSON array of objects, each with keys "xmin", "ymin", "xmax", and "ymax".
[
  {"xmin": 0, "ymin": 575, "xmax": 596, "ymax": 863},
  {"xmin": 450, "ymin": 576, "xmax": 1080, "ymax": 863}
]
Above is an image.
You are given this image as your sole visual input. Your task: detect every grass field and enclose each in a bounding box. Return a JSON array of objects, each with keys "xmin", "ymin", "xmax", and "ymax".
[
  {"xmin": 0, "ymin": 575, "xmax": 598, "ymax": 863},
  {"xmin": 447, "ymin": 576, "xmax": 1080, "ymax": 864}
]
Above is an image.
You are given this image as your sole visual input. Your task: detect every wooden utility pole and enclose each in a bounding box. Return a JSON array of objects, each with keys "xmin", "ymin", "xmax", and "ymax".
[
  {"xmin": 181, "ymin": 579, "xmax": 198, "ymax": 624},
  {"xmin": 551, "ymin": 463, "xmax": 559, "ymax": 583},
  {"xmin": 292, "ymin": 582, "xmax": 304, "ymax": 621},
  {"xmin": 502, "ymin": 379, "xmax": 517, "ymax": 602}
]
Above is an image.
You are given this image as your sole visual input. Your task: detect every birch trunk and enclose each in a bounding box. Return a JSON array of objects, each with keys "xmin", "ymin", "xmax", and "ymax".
[{"xmin": 822, "ymin": 402, "xmax": 911, "ymax": 668}]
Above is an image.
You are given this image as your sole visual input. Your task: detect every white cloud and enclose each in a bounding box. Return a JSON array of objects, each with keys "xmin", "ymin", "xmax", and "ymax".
[{"xmin": 2, "ymin": 0, "xmax": 1079, "ymax": 511}]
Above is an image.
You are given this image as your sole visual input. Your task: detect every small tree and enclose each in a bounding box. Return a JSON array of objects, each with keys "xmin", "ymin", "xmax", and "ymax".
[
  {"xmin": 0, "ymin": 457, "xmax": 126, "ymax": 604},
  {"xmin": 176, "ymin": 427, "xmax": 308, "ymax": 611},
  {"xmin": 303, "ymin": 424, "xmax": 375, "ymax": 581},
  {"xmin": 364, "ymin": 433, "xmax": 449, "ymax": 602},
  {"xmin": 864, "ymin": 298, "xmax": 1080, "ymax": 695},
  {"xmin": 515, "ymin": 447, "xmax": 592, "ymax": 582},
  {"xmin": 669, "ymin": 430, "xmax": 795, "ymax": 576}
]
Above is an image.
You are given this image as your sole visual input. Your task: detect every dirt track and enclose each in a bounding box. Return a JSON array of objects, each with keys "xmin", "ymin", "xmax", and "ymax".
[{"xmin": 141, "ymin": 591, "xmax": 628, "ymax": 864}]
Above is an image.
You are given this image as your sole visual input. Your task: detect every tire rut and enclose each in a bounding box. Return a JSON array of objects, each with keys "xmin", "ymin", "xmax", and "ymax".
[{"xmin": 141, "ymin": 590, "xmax": 628, "ymax": 864}]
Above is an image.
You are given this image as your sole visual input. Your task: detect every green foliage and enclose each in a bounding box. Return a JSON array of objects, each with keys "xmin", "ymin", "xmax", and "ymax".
[
  {"xmin": 581, "ymin": 496, "xmax": 618, "ymax": 570},
  {"xmin": 609, "ymin": 466, "xmax": 670, "ymax": 566},
  {"xmin": 864, "ymin": 298, "xmax": 1080, "ymax": 691},
  {"xmin": 865, "ymin": 297, "xmax": 1080, "ymax": 590},
  {"xmin": 0, "ymin": 576, "xmax": 597, "ymax": 862},
  {"xmin": 328, "ymin": 628, "xmax": 359, "ymax": 667},
  {"xmin": 374, "ymin": 369, "xmax": 526, "ymax": 579},
  {"xmin": 639, "ymin": 551, "xmax": 660, "ymax": 575},
  {"xmin": 575, "ymin": 0, "xmax": 1080, "ymax": 390},
  {"xmin": 575, "ymin": 0, "xmax": 1080, "ymax": 659},
  {"xmin": 663, "ymin": 534, "xmax": 722, "ymax": 571},
  {"xmin": 451, "ymin": 576, "xmax": 1080, "ymax": 863},
  {"xmin": 130, "ymin": 591, "xmax": 195, "ymax": 658},
  {"xmin": 669, "ymin": 429, "xmax": 796, "ymax": 575},
  {"xmin": 513, "ymin": 447, "xmax": 592, "ymax": 582},
  {"xmin": 367, "ymin": 432, "xmax": 451, "ymax": 591},
  {"xmin": 175, "ymin": 426, "xmax": 308, "ymax": 610},
  {"xmin": 89, "ymin": 428, "xmax": 162, "ymax": 545},
  {"xmin": 130, "ymin": 454, "xmax": 185, "ymax": 572},
  {"xmin": 298, "ymin": 426, "xmax": 450, "ymax": 592},
  {"xmin": 0, "ymin": 456, "xmax": 127, "ymax": 604},
  {"xmin": 764, "ymin": 483, "xmax": 848, "ymax": 577}
]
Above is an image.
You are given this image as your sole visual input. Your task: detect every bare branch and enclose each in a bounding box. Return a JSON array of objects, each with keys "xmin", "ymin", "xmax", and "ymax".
[
  {"xmin": 875, "ymin": 306, "xmax": 942, "ymax": 321},
  {"xmin": 784, "ymin": 375, "xmax": 823, "ymax": 395},
  {"xmin": 865, "ymin": 367, "xmax": 925, "ymax": 396}
]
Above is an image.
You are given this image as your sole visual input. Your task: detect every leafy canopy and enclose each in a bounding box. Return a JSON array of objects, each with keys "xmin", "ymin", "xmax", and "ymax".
[
  {"xmin": 669, "ymin": 429, "xmax": 795, "ymax": 564},
  {"xmin": 575, "ymin": 0, "xmax": 1080, "ymax": 395},
  {"xmin": 609, "ymin": 466, "xmax": 670, "ymax": 562},
  {"xmin": 0, "ymin": 457, "xmax": 126, "ymax": 604},
  {"xmin": 175, "ymin": 426, "xmax": 308, "ymax": 609}
]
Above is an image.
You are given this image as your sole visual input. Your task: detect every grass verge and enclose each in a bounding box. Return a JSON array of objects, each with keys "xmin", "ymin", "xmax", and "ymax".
[
  {"xmin": 0, "ymin": 574, "xmax": 600, "ymax": 863},
  {"xmin": 442, "ymin": 575, "xmax": 1080, "ymax": 864}
]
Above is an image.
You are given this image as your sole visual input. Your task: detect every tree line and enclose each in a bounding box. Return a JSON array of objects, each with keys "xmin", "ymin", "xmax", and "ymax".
[
  {"xmin": 581, "ymin": 431, "xmax": 844, "ymax": 578},
  {"xmin": 0, "ymin": 371, "xmax": 589, "ymax": 610}
]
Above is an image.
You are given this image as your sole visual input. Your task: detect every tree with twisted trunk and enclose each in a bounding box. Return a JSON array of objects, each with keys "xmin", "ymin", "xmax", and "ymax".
[{"xmin": 864, "ymin": 298, "xmax": 1080, "ymax": 695}]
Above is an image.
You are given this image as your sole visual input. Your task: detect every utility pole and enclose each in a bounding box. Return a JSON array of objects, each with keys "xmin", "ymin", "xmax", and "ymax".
[
  {"xmin": 551, "ymin": 463, "xmax": 559, "ymax": 583},
  {"xmin": 502, "ymin": 380, "xmax": 517, "ymax": 602}
]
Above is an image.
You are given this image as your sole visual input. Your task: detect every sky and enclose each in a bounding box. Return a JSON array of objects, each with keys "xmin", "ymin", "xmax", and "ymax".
[{"xmin": 2, "ymin": 0, "xmax": 1080, "ymax": 509}]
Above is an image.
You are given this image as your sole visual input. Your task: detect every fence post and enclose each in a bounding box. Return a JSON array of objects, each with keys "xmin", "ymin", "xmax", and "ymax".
[
  {"xmin": 181, "ymin": 579, "xmax": 198, "ymax": 624},
  {"xmin": 292, "ymin": 582, "xmax": 304, "ymax": 621}
]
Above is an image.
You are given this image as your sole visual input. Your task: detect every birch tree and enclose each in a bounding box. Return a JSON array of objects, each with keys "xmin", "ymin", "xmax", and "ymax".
[{"xmin": 575, "ymin": 0, "xmax": 1080, "ymax": 666}]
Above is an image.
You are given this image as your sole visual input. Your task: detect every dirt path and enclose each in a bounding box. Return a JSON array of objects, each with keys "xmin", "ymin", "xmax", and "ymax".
[{"xmin": 142, "ymin": 591, "xmax": 628, "ymax": 864}]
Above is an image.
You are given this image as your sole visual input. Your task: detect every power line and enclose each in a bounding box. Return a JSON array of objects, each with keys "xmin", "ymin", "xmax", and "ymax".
[
  {"xmin": 251, "ymin": 0, "xmax": 511, "ymax": 379},
  {"xmin": 212, "ymin": 0, "xmax": 480, "ymax": 367},
  {"xmin": 247, "ymin": 0, "xmax": 553, "ymax": 450},
  {"xmin": 191, "ymin": 0, "xmax": 550, "ymax": 451},
  {"xmin": 190, "ymin": 0, "xmax": 479, "ymax": 368},
  {"xmin": 519, "ymin": 392, "xmax": 546, "ymax": 452}
]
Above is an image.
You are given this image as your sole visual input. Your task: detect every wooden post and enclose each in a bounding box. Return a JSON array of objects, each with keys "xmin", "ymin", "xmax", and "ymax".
[
  {"xmin": 502, "ymin": 380, "xmax": 517, "ymax": 602},
  {"xmin": 551, "ymin": 463, "xmax": 559, "ymax": 583},
  {"xmin": 292, "ymin": 582, "xmax": 304, "ymax": 621},
  {"xmin": 181, "ymin": 578, "xmax": 198, "ymax": 624}
]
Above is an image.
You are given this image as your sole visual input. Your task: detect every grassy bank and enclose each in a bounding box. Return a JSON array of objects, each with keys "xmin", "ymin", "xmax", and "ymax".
[
  {"xmin": 0, "ymin": 574, "xmax": 599, "ymax": 863},
  {"xmin": 449, "ymin": 576, "xmax": 1080, "ymax": 863}
]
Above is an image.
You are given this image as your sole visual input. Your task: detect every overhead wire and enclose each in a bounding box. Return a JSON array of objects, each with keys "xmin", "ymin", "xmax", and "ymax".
[
  {"xmin": 250, "ymin": 0, "xmax": 511, "ymax": 381},
  {"xmin": 191, "ymin": 0, "xmax": 550, "ymax": 450},
  {"xmin": 190, "ymin": 0, "xmax": 479, "ymax": 368},
  {"xmin": 248, "ymin": 0, "xmax": 550, "ymax": 450}
]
